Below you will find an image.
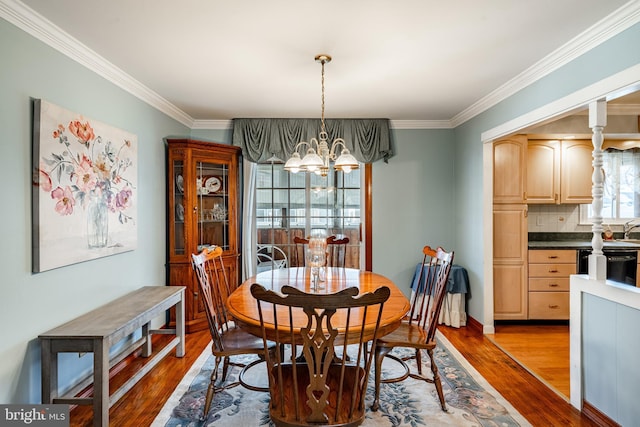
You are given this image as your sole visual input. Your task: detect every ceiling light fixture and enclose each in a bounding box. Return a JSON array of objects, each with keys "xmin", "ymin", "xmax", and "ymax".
[{"xmin": 284, "ymin": 54, "xmax": 359, "ymax": 176}]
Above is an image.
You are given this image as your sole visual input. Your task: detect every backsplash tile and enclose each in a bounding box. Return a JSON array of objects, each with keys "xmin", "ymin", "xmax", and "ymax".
[{"xmin": 528, "ymin": 204, "xmax": 591, "ymax": 233}]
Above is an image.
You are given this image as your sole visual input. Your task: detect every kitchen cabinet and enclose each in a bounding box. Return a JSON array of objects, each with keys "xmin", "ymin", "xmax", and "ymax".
[
  {"xmin": 493, "ymin": 204, "xmax": 528, "ymax": 320},
  {"xmin": 166, "ymin": 138, "xmax": 242, "ymax": 333},
  {"xmin": 526, "ymin": 139, "xmax": 593, "ymax": 204},
  {"xmin": 560, "ymin": 140, "xmax": 593, "ymax": 204},
  {"xmin": 526, "ymin": 140, "xmax": 560, "ymax": 204},
  {"xmin": 493, "ymin": 135, "xmax": 527, "ymax": 204},
  {"xmin": 528, "ymin": 249, "xmax": 575, "ymax": 319}
]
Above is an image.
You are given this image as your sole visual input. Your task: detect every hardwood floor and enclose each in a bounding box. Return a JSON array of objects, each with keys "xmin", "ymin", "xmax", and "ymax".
[
  {"xmin": 69, "ymin": 320, "xmax": 598, "ymax": 426},
  {"xmin": 486, "ymin": 322, "xmax": 570, "ymax": 399}
]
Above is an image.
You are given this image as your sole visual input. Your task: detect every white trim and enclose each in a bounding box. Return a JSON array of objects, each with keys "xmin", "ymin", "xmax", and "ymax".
[
  {"xmin": 389, "ymin": 120, "xmax": 453, "ymax": 130},
  {"xmin": 482, "ymin": 64, "xmax": 640, "ymax": 143},
  {"xmin": 453, "ymin": 1, "xmax": 640, "ymax": 127},
  {"xmin": 191, "ymin": 120, "xmax": 232, "ymax": 130},
  {"xmin": 481, "ymin": 63, "xmax": 640, "ymax": 411},
  {"xmin": 0, "ymin": 0, "xmax": 194, "ymax": 128},
  {"xmin": 2, "ymin": 0, "xmax": 638, "ymax": 130},
  {"xmin": 482, "ymin": 142, "xmax": 495, "ymax": 334}
]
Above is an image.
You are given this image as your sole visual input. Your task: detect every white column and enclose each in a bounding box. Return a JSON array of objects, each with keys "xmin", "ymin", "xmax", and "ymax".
[{"xmin": 588, "ymin": 99, "xmax": 607, "ymax": 281}]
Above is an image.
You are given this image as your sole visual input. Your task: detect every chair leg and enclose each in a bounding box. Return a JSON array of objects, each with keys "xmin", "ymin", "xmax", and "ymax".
[
  {"xmin": 427, "ymin": 348, "xmax": 447, "ymax": 411},
  {"xmin": 221, "ymin": 356, "xmax": 230, "ymax": 382},
  {"xmin": 203, "ymin": 356, "xmax": 222, "ymax": 419},
  {"xmin": 415, "ymin": 349, "xmax": 423, "ymax": 375},
  {"xmin": 371, "ymin": 345, "xmax": 392, "ymax": 412}
]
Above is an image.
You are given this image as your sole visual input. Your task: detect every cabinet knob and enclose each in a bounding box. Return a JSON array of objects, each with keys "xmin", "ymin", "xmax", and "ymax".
[
  {"xmin": 548, "ymin": 304, "xmax": 559, "ymax": 309},
  {"xmin": 549, "ymin": 283, "xmax": 559, "ymax": 287},
  {"xmin": 548, "ymin": 255, "xmax": 558, "ymax": 259},
  {"xmin": 193, "ymin": 291, "xmax": 198, "ymax": 298},
  {"xmin": 548, "ymin": 269, "xmax": 558, "ymax": 273}
]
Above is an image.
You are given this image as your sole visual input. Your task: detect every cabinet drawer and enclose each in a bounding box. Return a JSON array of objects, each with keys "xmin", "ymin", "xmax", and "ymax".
[
  {"xmin": 528, "ymin": 249, "xmax": 576, "ymax": 264},
  {"xmin": 528, "ymin": 263, "xmax": 576, "ymax": 277},
  {"xmin": 529, "ymin": 277, "xmax": 570, "ymax": 291},
  {"xmin": 528, "ymin": 292, "xmax": 569, "ymax": 319}
]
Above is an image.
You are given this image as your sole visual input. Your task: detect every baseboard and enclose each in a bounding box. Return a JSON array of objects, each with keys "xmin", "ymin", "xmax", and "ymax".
[
  {"xmin": 582, "ymin": 400, "xmax": 621, "ymax": 427},
  {"xmin": 465, "ymin": 315, "xmax": 483, "ymax": 334}
]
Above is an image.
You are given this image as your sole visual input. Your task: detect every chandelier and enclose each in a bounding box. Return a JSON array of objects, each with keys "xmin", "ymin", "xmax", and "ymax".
[{"xmin": 284, "ymin": 54, "xmax": 359, "ymax": 177}]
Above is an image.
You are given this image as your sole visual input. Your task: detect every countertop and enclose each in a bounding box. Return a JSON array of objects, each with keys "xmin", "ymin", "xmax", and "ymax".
[{"xmin": 528, "ymin": 240, "xmax": 640, "ymax": 249}]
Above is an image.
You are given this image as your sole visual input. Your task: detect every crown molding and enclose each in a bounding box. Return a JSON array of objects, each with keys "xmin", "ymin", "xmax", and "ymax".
[
  {"xmin": 2, "ymin": 0, "xmax": 639, "ymax": 131},
  {"xmin": 451, "ymin": 0, "xmax": 640, "ymax": 128},
  {"xmin": 389, "ymin": 120, "xmax": 453, "ymax": 129},
  {"xmin": 0, "ymin": 0, "xmax": 195, "ymax": 128},
  {"xmin": 191, "ymin": 120, "xmax": 232, "ymax": 130}
]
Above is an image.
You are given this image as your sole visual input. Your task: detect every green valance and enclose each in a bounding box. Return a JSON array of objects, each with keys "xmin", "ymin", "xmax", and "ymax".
[{"xmin": 232, "ymin": 118, "xmax": 393, "ymax": 164}]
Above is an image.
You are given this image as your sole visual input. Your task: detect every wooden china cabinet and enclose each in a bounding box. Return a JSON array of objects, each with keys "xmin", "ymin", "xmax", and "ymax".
[{"xmin": 166, "ymin": 138, "xmax": 242, "ymax": 333}]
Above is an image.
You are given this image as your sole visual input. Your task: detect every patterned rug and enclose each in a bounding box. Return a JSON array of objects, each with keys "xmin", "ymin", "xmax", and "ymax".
[{"xmin": 151, "ymin": 332, "xmax": 531, "ymax": 426}]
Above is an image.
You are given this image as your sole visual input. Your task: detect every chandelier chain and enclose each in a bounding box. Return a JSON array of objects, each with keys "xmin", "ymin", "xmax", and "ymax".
[{"xmin": 320, "ymin": 58, "xmax": 326, "ymax": 134}]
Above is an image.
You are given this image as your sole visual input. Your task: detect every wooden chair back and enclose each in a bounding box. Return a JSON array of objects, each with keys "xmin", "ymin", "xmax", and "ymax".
[
  {"xmin": 250, "ymin": 283, "xmax": 390, "ymax": 427},
  {"xmin": 292, "ymin": 235, "xmax": 350, "ymax": 267},
  {"xmin": 326, "ymin": 235, "xmax": 349, "ymax": 267},
  {"xmin": 292, "ymin": 236, "xmax": 309, "ymax": 267},
  {"xmin": 191, "ymin": 245, "xmax": 233, "ymax": 351},
  {"xmin": 408, "ymin": 245, "xmax": 454, "ymax": 342}
]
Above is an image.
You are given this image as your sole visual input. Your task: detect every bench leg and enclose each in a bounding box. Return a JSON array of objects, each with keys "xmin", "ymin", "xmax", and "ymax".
[
  {"xmin": 176, "ymin": 296, "xmax": 185, "ymax": 357},
  {"xmin": 40, "ymin": 339, "xmax": 57, "ymax": 403},
  {"xmin": 93, "ymin": 338, "xmax": 109, "ymax": 427}
]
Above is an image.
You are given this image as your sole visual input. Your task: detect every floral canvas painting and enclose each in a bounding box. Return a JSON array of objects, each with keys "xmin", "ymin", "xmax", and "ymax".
[{"xmin": 32, "ymin": 99, "xmax": 137, "ymax": 272}]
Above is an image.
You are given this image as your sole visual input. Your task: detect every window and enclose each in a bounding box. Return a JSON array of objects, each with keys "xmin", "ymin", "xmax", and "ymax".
[
  {"xmin": 581, "ymin": 149, "xmax": 640, "ymax": 224},
  {"xmin": 256, "ymin": 163, "xmax": 361, "ymax": 268}
]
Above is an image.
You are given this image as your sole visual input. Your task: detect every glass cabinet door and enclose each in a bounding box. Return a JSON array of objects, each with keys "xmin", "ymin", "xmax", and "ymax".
[
  {"xmin": 171, "ymin": 158, "xmax": 187, "ymax": 256},
  {"xmin": 194, "ymin": 159, "xmax": 230, "ymax": 252}
]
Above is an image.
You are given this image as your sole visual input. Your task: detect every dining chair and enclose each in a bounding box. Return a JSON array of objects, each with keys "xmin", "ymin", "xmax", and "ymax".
[
  {"xmin": 256, "ymin": 243, "xmax": 288, "ymax": 273},
  {"xmin": 250, "ymin": 283, "xmax": 390, "ymax": 427},
  {"xmin": 326, "ymin": 234, "xmax": 349, "ymax": 267},
  {"xmin": 191, "ymin": 245, "xmax": 275, "ymax": 419},
  {"xmin": 293, "ymin": 234, "xmax": 350, "ymax": 267},
  {"xmin": 370, "ymin": 245, "xmax": 454, "ymax": 412}
]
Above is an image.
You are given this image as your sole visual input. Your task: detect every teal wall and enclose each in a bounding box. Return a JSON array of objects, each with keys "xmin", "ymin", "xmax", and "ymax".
[
  {"xmin": 454, "ymin": 22, "xmax": 640, "ymax": 321},
  {"xmin": 2, "ymin": 9, "xmax": 640, "ymax": 413},
  {"xmin": 0, "ymin": 18, "xmax": 189, "ymax": 403},
  {"xmin": 372, "ymin": 129, "xmax": 456, "ymax": 291}
]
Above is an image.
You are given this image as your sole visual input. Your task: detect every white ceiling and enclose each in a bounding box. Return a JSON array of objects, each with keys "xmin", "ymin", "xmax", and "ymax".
[{"xmin": 5, "ymin": 0, "xmax": 640, "ymax": 127}]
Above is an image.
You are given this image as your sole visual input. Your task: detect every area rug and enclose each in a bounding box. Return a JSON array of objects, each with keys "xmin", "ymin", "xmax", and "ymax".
[{"xmin": 151, "ymin": 332, "xmax": 532, "ymax": 426}]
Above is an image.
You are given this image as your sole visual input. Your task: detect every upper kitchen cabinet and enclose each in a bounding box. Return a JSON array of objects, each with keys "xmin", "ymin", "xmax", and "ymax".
[
  {"xmin": 526, "ymin": 140, "xmax": 560, "ymax": 204},
  {"xmin": 560, "ymin": 140, "xmax": 593, "ymax": 204},
  {"xmin": 493, "ymin": 135, "xmax": 527, "ymax": 204},
  {"xmin": 525, "ymin": 139, "xmax": 593, "ymax": 204},
  {"xmin": 166, "ymin": 138, "xmax": 242, "ymax": 333}
]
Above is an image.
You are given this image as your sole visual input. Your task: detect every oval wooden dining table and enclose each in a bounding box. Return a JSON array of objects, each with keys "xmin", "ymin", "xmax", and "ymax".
[{"xmin": 226, "ymin": 267, "xmax": 410, "ymax": 344}]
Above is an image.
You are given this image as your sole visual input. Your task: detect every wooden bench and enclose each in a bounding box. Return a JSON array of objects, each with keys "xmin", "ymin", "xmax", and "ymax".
[{"xmin": 39, "ymin": 286, "xmax": 185, "ymax": 426}]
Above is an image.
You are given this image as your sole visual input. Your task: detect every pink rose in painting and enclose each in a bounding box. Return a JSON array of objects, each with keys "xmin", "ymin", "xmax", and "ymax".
[
  {"xmin": 51, "ymin": 186, "xmax": 75, "ymax": 216},
  {"xmin": 74, "ymin": 154, "xmax": 97, "ymax": 193},
  {"xmin": 40, "ymin": 113, "xmax": 135, "ymax": 240},
  {"xmin": 68, "ymin": 120, "xmax": 95, "ymax": 145}
]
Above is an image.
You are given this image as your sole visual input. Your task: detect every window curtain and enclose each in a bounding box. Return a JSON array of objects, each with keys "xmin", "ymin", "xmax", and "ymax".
[
  {"xmin": 232, "ymin": 118, "xmax": 393, "ymax": 164},
  {"xmin": 241, "ymin": 159, "xmax": 258, "ymax": 281},
  {"xmin": 603, "ymin": 148, "xmax": 640, "ymax": 216}
]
